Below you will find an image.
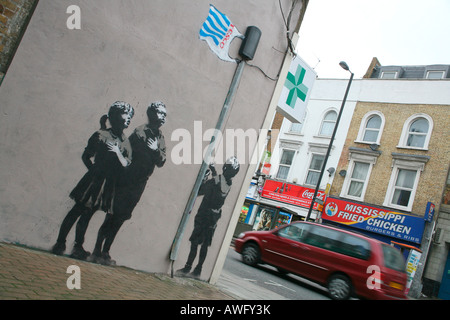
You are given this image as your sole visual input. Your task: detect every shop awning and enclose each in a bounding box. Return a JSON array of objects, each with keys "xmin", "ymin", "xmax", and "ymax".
[{"xmin": 390, "ymin": 241, "xmax": 422, "ymax": 253}]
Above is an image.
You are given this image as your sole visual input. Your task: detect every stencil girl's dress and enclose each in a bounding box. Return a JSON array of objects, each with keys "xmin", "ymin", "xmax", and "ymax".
[{"xmin": 52, "ymin": 101, "xmax": 134, "ymax": 260}]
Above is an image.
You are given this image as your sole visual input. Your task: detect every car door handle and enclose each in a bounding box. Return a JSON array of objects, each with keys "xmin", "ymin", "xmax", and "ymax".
[{"xmin": 290, "ymin": 243, "xmax": 310, "ymax": 250}]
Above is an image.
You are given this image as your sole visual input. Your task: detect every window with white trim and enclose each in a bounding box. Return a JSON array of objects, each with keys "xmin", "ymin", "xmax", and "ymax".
[
  {"xmin": 346, "ymin": 162, "xmax": 370, "ymax": 198},
  {"xmin": 356, "ymin": 111, "xmax": 385, "ymax": 145},
  {"xmin": 276, "ymin": 149, "xmax": 295, "ymax": 180},
  {"xmin": 380, "ymin": 71, "xmax": 397, "ymax": 79},
  {"xmin": 305, "ymin": 153, "xmax": 325, "ymax": 186},
  {"xmin": 290, "ymin": 122, "xmax": 303, "ymax": 133},
  {"xmin": 383, "ymin": 153, "xmax": 429, "ymax": 211},
  {"xmin": 398, "ymin": 114, "xmax": 433, "ymax": 150},
  {"xmin": 340, "ymin": 148, "xmax": 379, "ymax": 201},
  {"xmin": 319, "ymin": 110, "xmax": 337, "ymax": 136},
  {"xmin": 426, "ymin": 70, "xmax": 445, "ymax": 79},
  {"xmin": 391, "ymin": 169, "xmax": 417, "ymax": 207},
  {"xmin": 407, "ymin": 118, "xmax": 428, "ymax": 147}
]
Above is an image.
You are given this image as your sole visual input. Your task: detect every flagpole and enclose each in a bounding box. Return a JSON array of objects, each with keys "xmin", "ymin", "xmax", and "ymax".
[{"xmin": 169, "ymin": 60, "xmax": 245, "ymax": 275}]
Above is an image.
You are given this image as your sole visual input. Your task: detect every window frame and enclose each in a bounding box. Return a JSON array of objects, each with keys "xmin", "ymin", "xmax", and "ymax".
[
  {"xmin": 276, "ymin": 149, "xmax": 296, "ymax": 181},
  {"xmin": 341, "ymin": 160, "xmax": 372, "ymax": 201},
  {"xmin": 380, "ymin": 71, "xmax": 398, "ymax": 79},
  {"xmin": 383, "ymin": 160, "xmax": 423, "ymax": 211},
  {"xmin": 426, "ymin": 70, "xmax": 445, "ymax": 79},
  {"xmin": 340, "ymin": 148, "xmax": 379, "ymax": 201},
  {"xmin": 289, "ymin": 122, "xmax": 303, "ymax": 134},
  {"xmin": 304, "ymin": 153, "xmax": 325, "ymax": 187},
  {"xmin": 318, "ymin": 109, "xmax": 338, "ymax": 137},
  {"xmin": 398, "ymin": 113, "xmax": 433, "ymax": 150},
  {"xmin": 355, "ymin": 111, "xmax": 385, "ymax": 145}
]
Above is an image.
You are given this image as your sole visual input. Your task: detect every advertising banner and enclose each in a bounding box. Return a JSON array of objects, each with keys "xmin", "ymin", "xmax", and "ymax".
[
  {"xmin": 322, "ymin": 197, "xmax": 425, "ymax": 244},
  {"xmin": 424, "ymin": 201, "xmax": 435, "ymax": 222},
  {"xmin": 261, "ymin": 179, "xmax": 325, "ymax": 210},
  {"xmin": 405, "ymin": 250, "xmax": 422, "ymax": 294}
]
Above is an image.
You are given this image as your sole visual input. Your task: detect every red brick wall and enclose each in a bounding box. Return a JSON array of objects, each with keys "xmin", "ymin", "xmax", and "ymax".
[{"xmin": 0, "ymin": 0, "xmax": 37, "ymax": 80}]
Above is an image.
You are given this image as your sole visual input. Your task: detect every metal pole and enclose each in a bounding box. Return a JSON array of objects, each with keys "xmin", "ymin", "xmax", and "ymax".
[
  {"xmin": 306, "ymin": 71, "xmax": 354, "ymax": 221},
  {"xmin": 169, "ymin": 60, "xmax": 246, "ymax": 274}
]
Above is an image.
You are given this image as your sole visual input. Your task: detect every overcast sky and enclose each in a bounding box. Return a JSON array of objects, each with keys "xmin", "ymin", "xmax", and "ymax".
[{"xmin": 296, "ymin": 0, "xmax": 450, "ymax": 79}]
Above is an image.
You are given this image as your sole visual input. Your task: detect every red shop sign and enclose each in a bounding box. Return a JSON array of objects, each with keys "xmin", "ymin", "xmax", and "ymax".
[{"xmin": 261, "ymin": 179, "xmax": 325, "ymax": 209}]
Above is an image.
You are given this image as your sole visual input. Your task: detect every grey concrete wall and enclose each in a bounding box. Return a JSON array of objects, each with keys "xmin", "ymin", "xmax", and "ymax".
[{"xmin": 0, "ymin": 0, "xmax": 303, "ymax": 279}]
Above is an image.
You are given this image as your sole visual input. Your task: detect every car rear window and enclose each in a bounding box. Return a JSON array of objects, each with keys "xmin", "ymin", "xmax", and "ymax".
[{"xmin": 382, "ymin": 244, "xmax": 406, "ymax": 272}]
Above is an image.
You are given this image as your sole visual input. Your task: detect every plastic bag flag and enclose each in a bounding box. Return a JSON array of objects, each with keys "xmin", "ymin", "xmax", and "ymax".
[{"xmin": 199, "ymin": 4, "xmax": 243, "ymax": 63}]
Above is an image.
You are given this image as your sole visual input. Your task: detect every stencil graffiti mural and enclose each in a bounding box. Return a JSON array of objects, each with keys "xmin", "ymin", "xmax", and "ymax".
[
  {"xmin": 177, "ymin": 156, "xmax": 240, "ymax": 278},
  {"xmin": 52, "ymin": 101, "xmax": 135, "ymax": 260},
  {"xmin": 52, "ymin": 101, "xmax": 167, "ymax": 265},
  {"xmin": 90, "ymin": 102, "xmax": 167, "ymax": 265}
]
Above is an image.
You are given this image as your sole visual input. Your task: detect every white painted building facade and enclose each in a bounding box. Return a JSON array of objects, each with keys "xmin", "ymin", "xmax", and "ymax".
[{"xmin": 267, "ymin": 78, "xmax": 358, "ymax": 218}]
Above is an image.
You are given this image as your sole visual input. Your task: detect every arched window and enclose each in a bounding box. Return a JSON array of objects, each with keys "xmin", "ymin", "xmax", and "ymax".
[
  {"xmin": 363, "ymin": 115, "xmax": 381, "ymax": 142},
  {"xmin": 319, "ymin": 110, "xmax": 337, "ymax": 136},
  {"xmin": 407, "ymin": 118, "xmax": 429, "ymax": 148},
  {"xmin": 398, "ymin": 114, "xmax": 433, "ymax": 150},
  {"xmin": 356, "ymin": 111, "xmax": 385, "ymax": 145}
]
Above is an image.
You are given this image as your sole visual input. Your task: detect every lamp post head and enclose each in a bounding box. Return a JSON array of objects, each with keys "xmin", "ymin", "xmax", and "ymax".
[{"xmin": 339, "ymin": 61, "xmax": 350, "ymax": 71}]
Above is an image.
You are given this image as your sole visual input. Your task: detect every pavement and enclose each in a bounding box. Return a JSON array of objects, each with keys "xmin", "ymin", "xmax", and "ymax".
[{"xmin": 0, "ymin": 242, "xmax": 285, "ymax": 301}]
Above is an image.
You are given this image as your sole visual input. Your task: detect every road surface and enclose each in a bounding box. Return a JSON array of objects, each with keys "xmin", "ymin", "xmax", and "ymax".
[{"xmin": 222, "ymin": 247, "xmax": 331, "ymax": 300}]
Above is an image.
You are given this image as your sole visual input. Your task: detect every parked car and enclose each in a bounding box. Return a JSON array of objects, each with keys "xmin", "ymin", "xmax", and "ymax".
[{"xmin": 234, "ymin": 221, "xmax": 407, "ymax": 300}]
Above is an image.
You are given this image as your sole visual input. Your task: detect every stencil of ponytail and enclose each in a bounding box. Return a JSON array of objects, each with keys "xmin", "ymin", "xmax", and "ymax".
[{"xmin": 100, "ymin": 114, "xmax": 109, "ymax": 130}]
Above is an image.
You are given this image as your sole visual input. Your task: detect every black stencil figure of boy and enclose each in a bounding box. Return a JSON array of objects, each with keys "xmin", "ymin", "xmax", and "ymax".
[
  {"xmin": 89, "ymin": 101, "xmax": 167, "ymax": 265},
  {"xmin": 177, "ymin": 156, "xmax": 240, "ymax": 278},
  {"xmin": 52, "ymin": 101, "xmax": 134, "ymax": 260}
]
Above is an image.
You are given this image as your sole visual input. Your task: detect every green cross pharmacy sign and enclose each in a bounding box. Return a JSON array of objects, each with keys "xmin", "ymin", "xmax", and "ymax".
[
  {"xmin": 285, "ymin": 66, "xmax": 308, "ymax": 107},
  {"xmin": 277, "ymin": 55, "xmax": 316, "ymax": 123}
]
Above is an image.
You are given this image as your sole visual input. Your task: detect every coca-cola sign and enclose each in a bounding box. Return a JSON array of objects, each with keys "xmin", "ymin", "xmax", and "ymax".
[{"xmin": 261, "ymin": 179, "xmax": 325, "ymax": 209}]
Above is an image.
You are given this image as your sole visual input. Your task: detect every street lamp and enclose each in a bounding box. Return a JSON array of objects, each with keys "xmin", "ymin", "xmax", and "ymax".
[{"xmin": 306, "ymin": 61, "xmax": 354, "ymax": 221}]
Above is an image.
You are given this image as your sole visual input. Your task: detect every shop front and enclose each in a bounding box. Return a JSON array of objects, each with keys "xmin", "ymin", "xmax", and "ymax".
[
  {"xmin": 321, "ymin": 196, "xmax": 429, "ymax": 294},
  {"xmin": 235, "ymin": 179, "xmax": 326, "ymax": 236}
]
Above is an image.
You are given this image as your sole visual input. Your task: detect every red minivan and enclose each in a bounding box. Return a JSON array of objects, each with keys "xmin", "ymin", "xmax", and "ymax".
[{"xmin": 234, "ymin": 221, "xmax": 408, "ymax": 300}]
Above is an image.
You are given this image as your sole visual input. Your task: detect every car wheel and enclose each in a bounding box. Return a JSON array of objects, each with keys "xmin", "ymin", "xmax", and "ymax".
[
  {"xmin": 241, "ymin": 243, "xmax": 260, "ymax": 266},
  {"xmin": 327, "ymin": 274, "xmax": 352, "ymax": 300}
]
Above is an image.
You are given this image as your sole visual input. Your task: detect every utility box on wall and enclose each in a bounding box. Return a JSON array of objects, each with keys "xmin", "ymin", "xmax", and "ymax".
[{"xmin": 239, "ymin": 26, "xmax": 262, "ymax": 61}]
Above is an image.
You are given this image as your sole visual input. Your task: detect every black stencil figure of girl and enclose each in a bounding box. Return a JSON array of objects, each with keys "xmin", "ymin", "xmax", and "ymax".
[
  {"xmin": 177, "ymin": 156, "xmax": 240, "ymax": 278},
  {"xmin": 51, "ymin": 101, "xmax": 134, "ymax": 260},
  {"xmin": 89, "ymin": 102, "xmax": 167, "ymax": 265}
]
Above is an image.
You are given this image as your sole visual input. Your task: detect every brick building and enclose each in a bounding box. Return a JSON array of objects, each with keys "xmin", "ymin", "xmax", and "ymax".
[
  {"xmin": 328, "ymin": 58, "xmax": 450, "ymax": 299},
  {"xmin": 241, "ymin": 57, "xmax": 450, "ymax": 298}
]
